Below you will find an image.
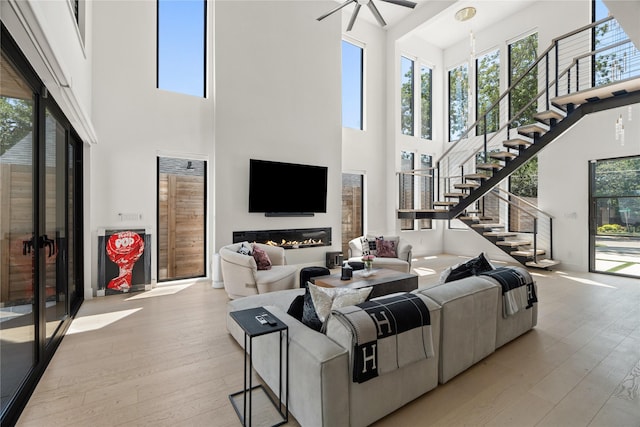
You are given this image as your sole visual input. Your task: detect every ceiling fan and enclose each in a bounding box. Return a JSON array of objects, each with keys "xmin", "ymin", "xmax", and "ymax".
[{"xmin": 317, "ymin": 0, "xmax": 417, "ymax": 31}]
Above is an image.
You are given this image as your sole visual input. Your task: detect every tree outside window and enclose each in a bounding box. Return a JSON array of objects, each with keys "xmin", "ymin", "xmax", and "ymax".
[
  {"xmin": 449, "ymin": 63, "xmax": 469, "ymax": 141},
  {"xmin": 401, "ymin": 56, "xmax": 414, "ymax": 136},
  {"xmin": 508, "ymin": 33, "xmax": 538, "ymax": 128},
  {"xmin": 400, "ymin": 151, "xmax": 415, "ymax": 230},
  {"xmin": 476, "ymin": 49, "xmax": 500, "ymax": 135},
  {"xmin": 421, "ymin": 66, "xmax": 432, "ymax": 140}
]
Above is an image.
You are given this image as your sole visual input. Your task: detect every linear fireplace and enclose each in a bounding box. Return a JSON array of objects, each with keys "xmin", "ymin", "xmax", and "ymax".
[{"xmin": 233, "ymin": 227, "xmax": 331, "ymax": 249}]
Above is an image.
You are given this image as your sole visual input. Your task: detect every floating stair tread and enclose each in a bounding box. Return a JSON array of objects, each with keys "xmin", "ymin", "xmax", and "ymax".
[
  {"xmin": 511, "ymin": 249, "xmax": 546, "ymax": 257},
  {"xmin": 471, "ymin": 223, "xmax": 504, "ymax": 229},
  {"xmin": 551, "ymin": 76, "xmax": 640, "ymax": 106},
  {"xmin": 454, "ymin": 183, "xmax": 481, "ymax": 189},
  {"xmin": 518, "ymin": 123, "xmax": 549, "ymax": 136},
  {"xmin": 534, "ymin": 109, "xmax": 565, "ymax": 122},
  {"xmin": 496, "ymin": 240, "xmax": 532, "ymax": 247},
  {"xmin": 464, "ymin": 174, "xmax": 490, "ymax": 181},
  {"xmin": 476, "ymin": 163, "xmax": 502, "ymax": 170},
  {"xmin": 458, "ymin": 216, "xmax": 481, "ymax": 221},
  {"xmin": 443, "ymin": 192, "xmax": 466, "ymax": 198},
  {"xmin": 490, "ymin": 151, "xmax": 518, "ymax": 160},
  {"xmin": 503, "ymin": 138, "xmax": 533, "ymax": 149},
  {"xmin": 526, "ymin": 259, "xmax": 561, "ymax": 269},
  {"xmin": 434, "ymin": 201, "xmax": 457, "ymax": 206},
  {"xmin": 483, "ymin": 231, "xmax": 519, "ymax": 237}
]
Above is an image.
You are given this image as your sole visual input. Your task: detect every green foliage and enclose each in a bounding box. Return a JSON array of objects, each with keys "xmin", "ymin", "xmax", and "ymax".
[
  {"xmin": 420, "ymin": 66, "xmax": 432, "ymax": 139},
  {"xmin": 0, "ymin": 97, "xmax": 33, "ymax": 156},
  {"xmin": 449, "ymin": 63, "xmax": 469, "ymax": 141},
  {"xmin": 598, "ymin": 223, "xmax": 625, "ymax": 233},
  {"xmin": 476, "ymin": 50, "xmax": 500, "ymax": 135},
  {"xmin": 509, "ymin": 33, "xmax": 538, "ymax": 129},
  {"xmin": 594, "ymin": 157, "xmax": 640, "ymax": 197},
  {"xmin": 510, "ymin": 156, "xmax": 538, "ymax": 197},
  {"xmin": 400, "ymin": 57, "xmax": 414, "ymax": 136}
]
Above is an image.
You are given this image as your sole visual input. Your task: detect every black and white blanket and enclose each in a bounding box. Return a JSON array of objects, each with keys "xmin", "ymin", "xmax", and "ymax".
[
  {"xmin": 480, "ymin": 267, "xmax": 538, "ymax": 318},
  {"xmin": 330, "ymin": 293, "xmax": 434, "ymax": 383}
]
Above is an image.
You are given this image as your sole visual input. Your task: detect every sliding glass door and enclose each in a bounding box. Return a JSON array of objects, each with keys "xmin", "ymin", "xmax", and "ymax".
[
  {"xmin": 590, "ymin": 156, "xmax": 640, "ymax": 278},
  {"xmin": 1, "ymin": 26, "xmax": 84, "ymax": 425}
]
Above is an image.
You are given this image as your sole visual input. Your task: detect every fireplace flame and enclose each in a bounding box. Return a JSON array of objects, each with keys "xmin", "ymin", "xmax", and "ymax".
[{"xmin": 264, "ymin": 238, "xmax": 324, "ymax": 248}]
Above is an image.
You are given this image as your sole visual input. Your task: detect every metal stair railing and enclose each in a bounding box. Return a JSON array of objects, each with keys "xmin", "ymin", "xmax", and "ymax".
[{"xmin": 398, "ymin": 16, "xmax": 640, "ymax": 222}]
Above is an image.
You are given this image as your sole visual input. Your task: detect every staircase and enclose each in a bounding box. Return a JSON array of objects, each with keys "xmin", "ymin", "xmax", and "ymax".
[{"xmin": 398, "ymin": 16, "xmax": 640, "ymax": 269}]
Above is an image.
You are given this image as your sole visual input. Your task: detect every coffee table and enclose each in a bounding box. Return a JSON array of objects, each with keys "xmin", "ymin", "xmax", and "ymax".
[{"xmin": 311, "ymin": 268, "xmax": 418, "ymax": 298}]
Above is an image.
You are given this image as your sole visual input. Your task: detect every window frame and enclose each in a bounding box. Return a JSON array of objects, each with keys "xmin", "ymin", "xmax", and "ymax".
[{"xmin": 342, "ymin": 38, "xmax": 365, "ymax": 130}]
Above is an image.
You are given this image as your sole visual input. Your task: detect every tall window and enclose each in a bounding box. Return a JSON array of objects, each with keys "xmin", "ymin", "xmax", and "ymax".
[
  {"xmin": 342, "ymin": 173, "xmax": 364, "ymax": 256},
  {"xmin": 419, "ymin": 154, "xmax": 433, "ymax": 230},
  {"xmin": 420, "ymin": 65, "xmax": 432, "ymax": 140},
  {"xmin": 342, "ymin": 40, "xmax": 364, "ymax": 129},
  {"xmin": 509, "ymin": 156, "xmax": 538, "ymax": 232},
  {"xmin": 449, "ymin": 63, "xmax": 469, "ymax": 141},
  {"xmin": 157, "ymin": 0, "xmax": 206, "ymax": 97},
  {"xmin": 400, "ymin": 151, "xmax": 415, "ymax": 230},
  {"xmin": 401, "ymin": 56, "xmax": 414, "ymax": 135},
  {"xmin": 509, "ymin": 33, "xmax": 538, "ymax": 128},
  {"xmin": 476, "ymin": 49, "xmax": 500, "ymax": 135},
  {"xmin": 158, "ymin": 157, "xmax": 206, "ymax": 281}
]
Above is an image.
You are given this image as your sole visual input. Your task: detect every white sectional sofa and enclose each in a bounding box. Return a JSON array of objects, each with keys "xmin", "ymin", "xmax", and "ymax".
[{"xmin": 226, "ymin": 266, "xmax": 537, "ymax": 426}]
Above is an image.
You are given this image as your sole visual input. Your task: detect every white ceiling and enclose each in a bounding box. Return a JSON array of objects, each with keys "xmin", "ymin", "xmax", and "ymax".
[{"xmin": 333, "ymin": 0, "xmax": 536, "ymax": 48}]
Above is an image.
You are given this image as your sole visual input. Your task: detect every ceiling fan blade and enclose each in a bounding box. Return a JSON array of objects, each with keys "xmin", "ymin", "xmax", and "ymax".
[
  {"xmin": 380, "ymin": 0, "xmax": 417, "ymax": 9},
  {"xmin": 347, "ymin": 4, "xmax": 361, "ymax": 31},
  {"xmin": 317, "ymin": 0, "xmax": 356, "ymax": 21},
  {"xmin": 367, "ymin": 0, "xmax": 387, "ymax": 27}
]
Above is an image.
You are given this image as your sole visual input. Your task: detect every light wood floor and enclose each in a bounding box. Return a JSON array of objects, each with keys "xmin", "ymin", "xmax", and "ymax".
[{"xmin": 17, "ymin": 255, "xmax": 640, "ymax": 427}]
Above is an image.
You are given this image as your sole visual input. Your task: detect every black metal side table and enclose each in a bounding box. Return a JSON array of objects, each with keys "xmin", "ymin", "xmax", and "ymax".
[{"xmin": 229, "ymin": 307, "xmax": 288, "ymax": 427}]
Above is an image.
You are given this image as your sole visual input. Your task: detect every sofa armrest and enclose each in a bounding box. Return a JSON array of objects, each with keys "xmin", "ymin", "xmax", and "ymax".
[
  {"xmin": 220, "ymin": 248, "xmax": 258, "ymax": 269},
  {"xmin": 348, "ymin": 237, "xmax": 363, "ymax": 259},
  {"xmin": 397, "ymin": 240, "xmax": 412, "ymax": 263}
]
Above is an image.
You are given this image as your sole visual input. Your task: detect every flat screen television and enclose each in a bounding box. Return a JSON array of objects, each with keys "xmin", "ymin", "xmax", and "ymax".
[{"xmin": 249, "ymin": 159, "xmax": 328, "ymax": 215}]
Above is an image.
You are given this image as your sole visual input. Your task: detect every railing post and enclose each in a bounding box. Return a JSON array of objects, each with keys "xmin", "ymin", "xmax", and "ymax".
[
  {"xmin": 576, "ymin": 60, "xmax": 580, "ymax": 92},
  {"xmin": 555, "ymin": 40, "xmax": 559, "ymax": 97},
  {"xmin": 549, "ymin": 217, "xmax": 553, "ymax": 260},
  {"xmin": 533, "ymin": 218, "xmax": 539, "ymax": 264}
]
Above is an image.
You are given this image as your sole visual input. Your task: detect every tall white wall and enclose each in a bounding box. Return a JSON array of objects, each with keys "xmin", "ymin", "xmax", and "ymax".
[
  {"xmin": 539, "ymin": 106, "xmax": 640, "ymax": 272},
  {"xmin": 214, "ymin": 1, "xmax": 342, "ymax": 266},
  {"xmin": 91, "ymin": 1, "xmax": 216, "ymax": 293}
]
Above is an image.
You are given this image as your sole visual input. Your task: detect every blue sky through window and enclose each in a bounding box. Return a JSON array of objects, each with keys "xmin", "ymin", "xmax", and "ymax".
[
  {"xmin": 342, "ymin": 40, "xmax": 363, "ymax": 129},
  {"xmin": 157, "ymin": 0, "xmax": 205, "ymax": 97}
]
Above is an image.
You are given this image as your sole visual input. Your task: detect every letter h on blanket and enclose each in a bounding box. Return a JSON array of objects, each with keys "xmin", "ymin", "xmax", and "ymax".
[{"xmin": 331, "ymin": 293, "xmax": 435, "ymax": 383}]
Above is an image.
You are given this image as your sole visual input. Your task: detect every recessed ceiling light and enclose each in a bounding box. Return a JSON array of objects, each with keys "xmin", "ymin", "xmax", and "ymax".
[{"xmin": 455, "ymin": 6, "xmax": 476, "ymax": 22}]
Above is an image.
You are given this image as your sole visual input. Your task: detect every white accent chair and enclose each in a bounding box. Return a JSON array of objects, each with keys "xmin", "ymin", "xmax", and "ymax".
[
  {"xmin": 347, "ymin": 235, "xmax": 412, "ymax": 273},
  {"xmin": 219, "ymin": 242, "xmax": 298, "ymax": 299}
]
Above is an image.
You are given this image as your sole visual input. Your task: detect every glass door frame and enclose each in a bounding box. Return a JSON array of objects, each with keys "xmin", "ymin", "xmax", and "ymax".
[{"xmin": 1, "ymin": 24, "xmax": 84, "ymax": 426}]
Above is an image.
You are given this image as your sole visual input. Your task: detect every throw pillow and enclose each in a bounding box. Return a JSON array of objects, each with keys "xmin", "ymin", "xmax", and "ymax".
[
  {"xmin": 252, "ymin": 245, "xmax": 272, "ymax": 270},
  {"xmin": 360, "ymin": 237, "xmax": 371, "ymax": 256},
  {"xmin": 237, "ymin": 243, "xmax": 252, "ymax": 256},
  {"xmin": 287, "ymin": 295, "xmax": 304, "ymax": 322},
  {"xmin": 376, "ymin": 238, "xmax": 397, "ymax": 258},
  {"xmin": 308, "ymin": 283, "xmax": 372, "ymax": 324},
  {"xmin": 301, "ymin": 287, "xmax": 323, "ymax": 331},
  {"xmin": 444, "ymin": 252, "xmax": 494, "ymax": 283}
]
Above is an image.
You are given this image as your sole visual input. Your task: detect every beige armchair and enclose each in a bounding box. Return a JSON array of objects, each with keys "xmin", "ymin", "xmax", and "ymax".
[
  {"xmin": 347, "ymin": 235, "xmax": 412, "ymax": 273},
  {"xmin": 219, "ymin": 242, "xmax": 298, "ymax": 299}
]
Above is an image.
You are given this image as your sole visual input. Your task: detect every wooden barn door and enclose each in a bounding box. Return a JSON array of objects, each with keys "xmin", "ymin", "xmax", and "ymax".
[{"xmin": 157, "ymin": 157, "xmax": 206, "ymax": 281}]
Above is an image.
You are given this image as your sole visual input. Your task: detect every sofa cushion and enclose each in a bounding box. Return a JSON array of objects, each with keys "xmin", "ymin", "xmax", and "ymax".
[
  {"xmin": 308, "ymin": 283, "xmax": 372, "ymax": 323},
  {"xmin": 287, "ymin": 294, "xmax": 304, "ymax": 321}
]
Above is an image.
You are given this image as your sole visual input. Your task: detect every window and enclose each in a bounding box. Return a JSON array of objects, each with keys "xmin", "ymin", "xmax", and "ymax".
[
  {"xmin": 449, "ymin": 63, "xmax": 469, "ymax": 141},
  {"xmin": 401, "ymin": 56, "xmax": 414, "ymax": 135},
  {"xmin": 476, "ymin": 49, "xmax": 500, "ymax": 135},
  {"xmin": 342, "ymin": 40, "xmax": 364, "ymax": 130},
  {"xmin": 342, "ymin": 173, "xmax": 364, "ymax": 255},
  {"xmin": 419, "ymin": 154, "xmax": 433, "ymax": 229},
  {"xmin": 400, "ymin": 151, "xmax": 415, "ymax": 230},
  {"xmin": 420, "ymin": 65, "xmax": 432, "ymax": 140},
  {"xmin": 509, "ymin": 33, "xmax": 538, "ymax": 128},
  {"xmin": 157, "ymin": 0, "xmax": 206, "ymax": 97},
  {"xmin": 590, "ymin": 155, "xmax": 640, "ymax": 278},
  {"xmin": 509, "ymin": 156, "xmax": 538, "ymax": 233},
  {"xmin": 157, "ymin": 157, "xmax": 207, "ymax": 281},
  {"xmin": 593, "ymin": 0, "xmax": 640, "ymax": 86}
]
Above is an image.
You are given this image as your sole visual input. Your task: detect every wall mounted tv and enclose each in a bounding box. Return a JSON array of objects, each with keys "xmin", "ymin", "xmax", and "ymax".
[{"xmin": 249, "ymin": 159, "xmax": 328, "ymax": 216}]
